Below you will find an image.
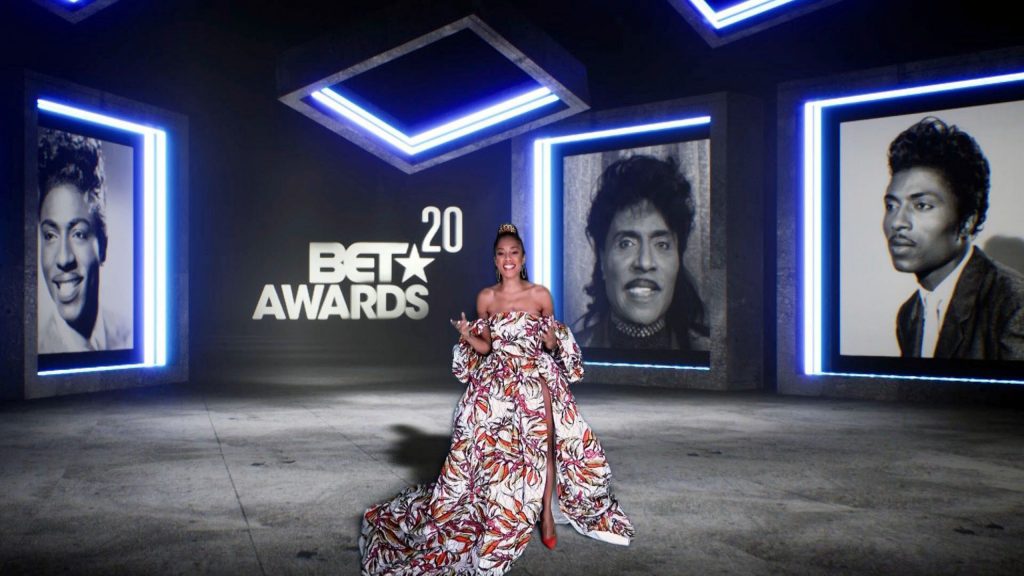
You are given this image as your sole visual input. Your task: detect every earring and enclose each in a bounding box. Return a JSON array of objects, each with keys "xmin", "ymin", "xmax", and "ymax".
[
  {"xmin": 519, "ymin": 268, "xmax": 527, "ymax": 280},
  {"xmin": 495, "ymin": 269, "xmax": 501, "ymax": 282}
]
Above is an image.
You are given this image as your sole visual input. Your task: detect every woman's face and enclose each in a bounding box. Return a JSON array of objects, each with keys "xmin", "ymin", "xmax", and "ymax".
[
  {"xmin": 600, "ymin": 200, "xmax": 679, "ymax": 325},
  {"xmin": 494, "ymin": 236, "xmax": 525, "ymax": 282}
]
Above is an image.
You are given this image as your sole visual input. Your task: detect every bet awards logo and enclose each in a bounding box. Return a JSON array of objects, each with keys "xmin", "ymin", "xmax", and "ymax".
[{"xmin": 252, "ymin": 207, "xmax": 462, "ymax": 321}]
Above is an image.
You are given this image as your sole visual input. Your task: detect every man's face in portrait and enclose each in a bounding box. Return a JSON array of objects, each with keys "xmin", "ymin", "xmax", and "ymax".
[
  {"xmin": 40, "ymin": 184, "xmax": 101, "ymax": 334},
  {"xmin": 883, "ymin": 166, "xmax": 968, "ymax": 289},
  {"xmin": 600, "ymin": 200, "xmax": 679, "ymax": 326}
]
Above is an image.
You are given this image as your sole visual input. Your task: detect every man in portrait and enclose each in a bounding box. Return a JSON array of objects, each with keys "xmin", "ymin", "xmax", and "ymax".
[
  {"xmin": 883, "ymin": 117, "xmax": 1024, "ymax": 360},
  {"xmin": 37, "ymin": 128, "xmax": 131, "ymax": 354},
  {"xmin": 574, "ymin": 154, "xmax": 708, "ymax": 351}
]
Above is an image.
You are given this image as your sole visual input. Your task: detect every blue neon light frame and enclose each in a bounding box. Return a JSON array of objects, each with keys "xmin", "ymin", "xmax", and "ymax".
[
  {"xmin": 312, "ymin": 85, "xmax": 559, "ymax": 156},
  {"xmin": 35, "ymin": 99, "xmax": 168, "ymax": 376},
  {"xmin": 802, "ymin": 70, "xmax": 1024, "ymax": 384},
  {"xmin": 33, "ymin": 0, "xmax": 121, "ymax": 24},
  {"xmin": 688, "ymin": 0, "xmax": 802, "ymax": 29},
  {"xmin": 532, "ymin": 115, "xmax": 712, "ymax": 371}
]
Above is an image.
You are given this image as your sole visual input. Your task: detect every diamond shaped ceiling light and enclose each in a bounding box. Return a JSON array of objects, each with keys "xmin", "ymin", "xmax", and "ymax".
[
  {"xmin": 278, "ymin": 2, "xmax": 589, "ymax": 173},
  {"xmin": 667, "ymin": 0, "xmax": 846, "ymax": 46},
  {"xmin": 33, "ymin": 0, "xmax": 123, "ymax": 23}
]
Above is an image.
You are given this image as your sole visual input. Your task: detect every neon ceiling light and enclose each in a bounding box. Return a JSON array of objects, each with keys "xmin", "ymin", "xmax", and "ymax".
[
  {"xmin": 312, "ymin": 86, "xmax": 559, "ymax": 156},
  {"xmin": 688, "ymin": 0, "xmax": 801, "ymax": 29},
  {"xmin": 36, "ymin": 98, "xmax": 169, "ymax": 376},
  {"xmin": 802, "ymin": 70, "xmax": 1024, "ymax": 383}
]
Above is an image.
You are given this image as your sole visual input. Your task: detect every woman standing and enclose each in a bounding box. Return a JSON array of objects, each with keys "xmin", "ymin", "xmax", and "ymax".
[{"xmin": 360, "ymin": 223, "xmax": 633, "ymax": 575}]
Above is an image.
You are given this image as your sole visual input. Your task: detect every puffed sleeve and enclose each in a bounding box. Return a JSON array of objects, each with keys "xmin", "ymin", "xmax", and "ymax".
[
  {"xmin": 546, "ymin": 318, "xmax": 585, "ymax": 384},
  {"xmin": 451, "ymin": 318, "xmax": 489, "ymax": 383}
]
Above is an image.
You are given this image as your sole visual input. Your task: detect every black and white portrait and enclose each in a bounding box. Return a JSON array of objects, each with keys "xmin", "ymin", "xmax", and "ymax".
[
  {"xmin": 563, "ymin": 140, "xmax": 711, "ymax": 357},
  {"xmin": 37, "ymin": 127, "xmax": 135, "ymax": 357},
  {"xmin": 839, "ymin": 101, "xmax": 1024, "ymax": 360}
]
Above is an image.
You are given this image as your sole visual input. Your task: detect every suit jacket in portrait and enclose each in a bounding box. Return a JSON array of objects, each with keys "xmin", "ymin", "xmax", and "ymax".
[{"xmin": 896, "ymin": 248, "xmax": 1024, "ymax": 360}]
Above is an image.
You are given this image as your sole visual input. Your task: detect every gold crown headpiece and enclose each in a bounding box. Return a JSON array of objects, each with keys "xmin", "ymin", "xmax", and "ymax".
[{"xmin": 497, "ymin": 223, "xmax": 518, "ymax": 235}]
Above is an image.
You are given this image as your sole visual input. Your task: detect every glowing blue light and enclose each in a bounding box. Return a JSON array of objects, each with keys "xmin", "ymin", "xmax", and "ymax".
[
  {"xmin": 36, "ymin": 98, "xmax": 169, "ymax": 376},
  {"xmin": 813, "ymin": 371, "xmax": 1024, "ymax": 386},
  {"xmin": 801, "ymin": 70, "xmax": 1024, "ymax": 380},
  {"xmin": 312, "ymin": 86, "xmax": 559, "ymax": 156},
  {"xmin": 36, "ymin": 363, "xmax": 151, "ymax": 377},
  {"xmin": 155, "ymin": 131, "xmax": 168, "ymax": 366},
  {"xmin": 588, "ymin": 361, "xmax": 712, "ymax": 371},
  {"xmin": 688, "ymin": 0, "xmax": 801, "ymax": 29}
]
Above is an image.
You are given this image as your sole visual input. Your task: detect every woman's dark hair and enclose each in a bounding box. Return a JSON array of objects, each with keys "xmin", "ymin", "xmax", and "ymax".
[
  {"xmin": 581, "ymin": 155, "xmax": 707, "ymax": 340},
  {"xmin": 494, "ymin": 223, "xmax": 528, "ymax": 281},
  {"xmin": 38, "ymin": 128, "xmax": 108, "ymax": 261},
  {"xmin": 888, "ymin": 116, "xmax": 990, "ymax": 235}
]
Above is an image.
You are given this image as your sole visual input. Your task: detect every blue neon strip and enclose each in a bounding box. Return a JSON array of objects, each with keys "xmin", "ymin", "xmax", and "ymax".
[
  {"xmin": 313, "ymin": 86, "xmax": 559, "ymax": 156},
  {"xmin": 588, "ymin": 361, "xmax": 712, "ymax": 371},
  {"xmin": 803, "ymin": 100, "xmax": 822, "ymax": 375},
  {"xmin": 38, "ymin": 363, "xmax": 150, "ymax": 376},
  {"xmin": 688, "ymin": 0, "xmax": 801, "ymax": 29},
  {"xmin": 818, "ymin": 371, "xmax": 1024, "ymax": 386},
  {"xmin": 801, "ymin": 70, "xmax": 1024, "ymax": 381},
  {"xmin": 155, "ymin": 131, "xmax": 168, "ymax": 366},
  {"xmin": 533, "ymin": 115, "xmax": 712, "ymax": 371},
  {"xmin": 36, "ymin": 98, "xmax": 169, "ymax": 375}
]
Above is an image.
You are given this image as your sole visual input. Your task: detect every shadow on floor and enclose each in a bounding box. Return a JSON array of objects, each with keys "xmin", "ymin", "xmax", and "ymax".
[{"xmin": 385, "ymin": 424, "xmax": 451, "ymax": 485}]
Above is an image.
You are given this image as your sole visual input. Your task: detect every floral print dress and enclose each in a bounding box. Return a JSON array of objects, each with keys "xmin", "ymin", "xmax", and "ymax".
[{"xmin": 360, "ymin": 311, "xmax": 634, "ymax": 575}]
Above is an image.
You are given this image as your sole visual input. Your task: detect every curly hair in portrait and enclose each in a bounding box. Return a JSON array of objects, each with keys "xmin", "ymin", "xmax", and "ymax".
[
  {"xmin": 888, "ymin": 116, "xmax": 990, "ymax": 236},
  {"xmin": 580, "ymin": 154, "xmax": 708, "ymax": 344},
  {"xmin": 37, "ymin": 128, "xmax": 109, "ymax": 261}
]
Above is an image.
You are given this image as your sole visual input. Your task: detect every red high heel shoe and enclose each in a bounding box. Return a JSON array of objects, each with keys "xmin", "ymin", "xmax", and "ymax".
[{"xmin": 541, "ymin": 521, "xmax": 557, "ymax": 549}]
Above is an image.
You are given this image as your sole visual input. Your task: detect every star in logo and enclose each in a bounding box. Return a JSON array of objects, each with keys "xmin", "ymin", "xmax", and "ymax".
[{"xmin": 396, "ymin": 244, "xmax": 434, "ymax": 283}]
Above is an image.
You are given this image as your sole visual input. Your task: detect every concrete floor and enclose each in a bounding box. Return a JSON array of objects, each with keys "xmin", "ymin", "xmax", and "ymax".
[{"xmin": 1, "ymin": 369, "xmax": 1022, "ymax": 575}]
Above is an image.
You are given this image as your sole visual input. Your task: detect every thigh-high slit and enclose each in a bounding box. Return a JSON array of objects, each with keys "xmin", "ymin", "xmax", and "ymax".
[{"xmin": 539, "ymin": 373, "xmax": 556, "ymax": 536}]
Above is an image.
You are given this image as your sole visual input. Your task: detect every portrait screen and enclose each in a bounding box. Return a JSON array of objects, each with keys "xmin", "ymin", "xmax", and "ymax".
[
  {"xmin": 36, "ymin": 112, "xmax": 144, "ymax": 372},
  {"xmin": 556, "ymin": 127, "xmax": 712, "ymax": 367},
  {"xmin": 819, "ymin": 79, "xmax": 1024, "ymax": 381}
]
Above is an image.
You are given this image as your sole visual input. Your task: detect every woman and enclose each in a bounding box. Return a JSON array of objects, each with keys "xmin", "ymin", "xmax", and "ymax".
[
  {"xmin": 360, "ymin": 223, "xmax": 634, "ymax": 575},
  {"xmin": 575, "ymin": 155, "xmax": 708, "ymax": 351}
]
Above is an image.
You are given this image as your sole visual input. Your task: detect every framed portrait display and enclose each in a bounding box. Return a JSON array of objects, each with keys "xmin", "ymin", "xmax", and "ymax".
[
  {"xmin": 0, "ymin": 71, "xmax": 189, "ymax": 399},
  {"xmin": 512, "ymin": 93, "xmax": 764, "ymax": 390},
  {"xmin": 35, "ymin": 107, "xmax": 145, "ymax": 372},
  {"xmin": 552, "ymin": 123, "xmax": 711, "ymax": 367},
  {"xmin": 778, "ymin": 48, "xmax": 1024, "ymax": 394}
]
